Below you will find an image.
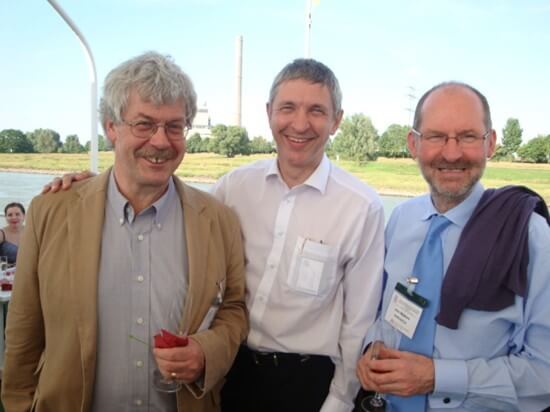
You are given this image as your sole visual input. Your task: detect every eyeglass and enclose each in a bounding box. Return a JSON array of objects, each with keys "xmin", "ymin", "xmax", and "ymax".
[
  {"xmin": 122, "ymin": 119, "xmax": 189, "ymax": 140},
  {"xmin": 411, "ymin": 128, "xmax": 490, "ymax": 148}
]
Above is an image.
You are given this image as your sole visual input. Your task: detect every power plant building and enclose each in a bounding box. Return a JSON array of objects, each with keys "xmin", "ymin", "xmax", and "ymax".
[{"xmin": 189, "ymin": 103, "xmax": 212, "ymax": 138}]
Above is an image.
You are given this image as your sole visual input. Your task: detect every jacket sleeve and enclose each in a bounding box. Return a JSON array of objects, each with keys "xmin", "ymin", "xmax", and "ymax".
[
  {"xmin": 1, "ymin": 199, "xmax": 45, "ymax": 411},
  {"xmin": 185, "ymin": 205, "xmax": 248, "ymax": 397}
]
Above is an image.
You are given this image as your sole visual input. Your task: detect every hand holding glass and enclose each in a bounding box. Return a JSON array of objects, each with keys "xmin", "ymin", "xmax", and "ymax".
[
  {"xmin": 153, "ymin": 296, "xmax": 188, "ymax": 393},
  {"xmin": 0, "ymin": 256, "xmax": 8, "ymax": 272},
  {"xmin": 360, "ymin": 319, "xmax": 400, "ymax": 412}
]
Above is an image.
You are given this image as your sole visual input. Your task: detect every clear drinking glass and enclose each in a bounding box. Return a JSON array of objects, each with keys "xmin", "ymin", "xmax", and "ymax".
[
  {"xmin": 360, "ymin": 319, "xmax": 400, "ymax": 412},
  {"xmin": 0, "ymin": 256, "xmax": 8, "ymax": 272},
  {"xmin": 152, "ymin": 295, "xmax": 187, "ymax": 393}
]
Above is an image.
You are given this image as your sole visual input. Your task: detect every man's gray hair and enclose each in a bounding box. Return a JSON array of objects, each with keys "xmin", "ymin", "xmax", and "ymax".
[
  {"xmin": 268, "ymin": 58, "xmax": 342, "ymax": 115},
  {"xmin": 99, "ymin": 51, "xmax": 197, "ymax": 129},
  {"xmin": 413, "ymin": 81, "xmax": 492, "ymax": 131}
]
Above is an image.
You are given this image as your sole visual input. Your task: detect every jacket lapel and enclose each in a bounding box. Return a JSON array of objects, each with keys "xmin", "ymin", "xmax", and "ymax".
[{"xmin": 174, "ymin": 179, "xmax": 211, "ymax": 333}]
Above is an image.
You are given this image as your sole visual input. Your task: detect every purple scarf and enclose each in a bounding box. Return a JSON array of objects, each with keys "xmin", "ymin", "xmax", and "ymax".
[{"xmin": 436, "ymin": 186, "xmax": 550, "ymax": 330}]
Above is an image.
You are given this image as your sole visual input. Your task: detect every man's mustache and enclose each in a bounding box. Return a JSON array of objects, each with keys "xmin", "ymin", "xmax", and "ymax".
[{"xmin": 135, "ymin": 148, "xmax": 176, "ymax": 160}]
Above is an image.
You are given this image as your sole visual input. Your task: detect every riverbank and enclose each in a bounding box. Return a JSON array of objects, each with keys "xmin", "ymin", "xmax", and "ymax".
[
  {"xmin": 0, "ymin": 167, "xmax": 412, "ymax": 198},
  {"xmin": 1, "ymin": 153, "xmax": 549, "ymax": 201}
]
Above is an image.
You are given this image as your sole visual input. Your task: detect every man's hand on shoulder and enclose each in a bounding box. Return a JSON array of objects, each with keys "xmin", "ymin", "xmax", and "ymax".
[{"xmin": 41, "ymin": 170, "xmax": 96, "ymax": 194}]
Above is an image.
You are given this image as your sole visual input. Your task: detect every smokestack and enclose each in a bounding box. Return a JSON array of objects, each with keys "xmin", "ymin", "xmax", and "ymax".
[{"xmin": 233, "ymin": 35, "xmax": 243, "ymax": 127}]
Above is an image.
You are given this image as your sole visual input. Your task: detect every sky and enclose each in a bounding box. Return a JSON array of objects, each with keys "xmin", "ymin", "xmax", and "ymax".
[{"xmin": 1, "ymin": 0, "xmax": 549, "ymax": 145}]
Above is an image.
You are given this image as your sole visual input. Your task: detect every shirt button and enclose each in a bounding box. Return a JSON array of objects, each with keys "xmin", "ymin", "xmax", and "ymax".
[
  {"xmin": 269, "ymin": 263, "xmax": 275, "ymax": 269},
  {"xmin": 137, "ymin": 275, "xmax": 144, "ymax": 282},
  {"xmin": 259, "ymin": 296, "xmax": 266, "ymax": 302},
  {"xmin": 136, "ymin": 360, "xmax": 144, "ymax": 368},
  {"xmin": 443, "ymin": 397, "xmax": 451, "ymax": 404},
  {"xmin": 137, "ymin": 234, "xmax": 144, "ymax": 241},
  {"xmin": 136, "ymin": 317, "xmax": 144, "ymax": 325},
  {"xmin": 157, "ymin": 223, "xmax": 162, "ymax": 229},
  {"xmin": 119, "ymin": 218, "xmax": 124, "ymax": 225},
  {"xmin": 134, "ymin": 399, "xmax": 143, "ymax": 406}
]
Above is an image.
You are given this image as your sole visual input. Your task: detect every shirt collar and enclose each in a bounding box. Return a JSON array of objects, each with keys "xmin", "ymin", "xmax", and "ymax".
[
  {"xmin": 419, "ymin": 182, "xmax": 485, "ymax": 227},
  {"xmin": 151, "ymin": 177, "xmax": 177, "ymax": 228},
  {"xmin": 444, "ymin": 182, "xmax": 484, "ymax": 228},
  {"xmin": 107, "ymin": 171, "xmax": 177, "ymax": 228},
  {"xmin": 264, "ymin": 154, "xmax": 331, "ymax": 194}
]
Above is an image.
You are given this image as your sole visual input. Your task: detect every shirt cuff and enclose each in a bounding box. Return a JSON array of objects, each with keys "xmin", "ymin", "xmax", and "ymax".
[
  {"xmin": 429, "ymin": 358, "xmax": 468, "ymax": 408},
  {"xmin": 319, "ymin": 393, "xmax": 353, "ymax": 412}
]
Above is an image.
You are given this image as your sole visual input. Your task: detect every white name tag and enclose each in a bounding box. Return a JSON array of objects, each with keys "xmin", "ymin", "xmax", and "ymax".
[{"xmin": 384, "ymin": 287, "xmax": 424, "ymax": 339}]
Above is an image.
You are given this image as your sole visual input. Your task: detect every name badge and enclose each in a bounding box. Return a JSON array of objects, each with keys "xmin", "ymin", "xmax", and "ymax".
[{"xmin": 384, "ymin": 282, "xmax": 428, "ymax": 339}]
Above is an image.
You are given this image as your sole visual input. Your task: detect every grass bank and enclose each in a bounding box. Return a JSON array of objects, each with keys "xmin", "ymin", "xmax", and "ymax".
[{"xmin": 1, "ymin": 152, "xmax": 549, "ymax": 202}]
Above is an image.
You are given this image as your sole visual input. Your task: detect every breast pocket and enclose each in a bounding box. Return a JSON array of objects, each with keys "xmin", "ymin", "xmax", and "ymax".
[{"xmin": 287, "ymin": 236, "xmax": 338, "ymax": 297}]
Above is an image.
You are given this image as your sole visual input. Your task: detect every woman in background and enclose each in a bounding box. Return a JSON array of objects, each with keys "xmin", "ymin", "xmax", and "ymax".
[{"xmin": 0, "ymin": 202, "xmax": 25, "ymax": 264}]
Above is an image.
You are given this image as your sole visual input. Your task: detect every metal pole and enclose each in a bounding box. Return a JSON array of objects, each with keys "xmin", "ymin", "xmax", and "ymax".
[
  {"xmin": 406, "ymin": 86, "xmax": 416, "ymax": 127},
  {"xmin": 234, "ymin": 35, "xmax": 243, "ymax": 127},
  {"xmin": 305, "ymin": 0, "xmax": 312, "ymax": 58},
  {"xmin": 47, "ymin": 0, "xmax": 98, "ymax": 173}
]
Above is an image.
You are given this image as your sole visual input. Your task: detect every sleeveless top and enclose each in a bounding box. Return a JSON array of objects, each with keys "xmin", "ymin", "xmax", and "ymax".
[{"xmin": 0, "ymin": 229, "xmax": 18, "ymax": 264}]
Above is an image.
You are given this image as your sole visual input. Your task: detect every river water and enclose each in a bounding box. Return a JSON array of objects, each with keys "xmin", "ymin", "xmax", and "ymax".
[{"xmin": 0, "ymin": 171, "xmax": 406, "ymax": 221}]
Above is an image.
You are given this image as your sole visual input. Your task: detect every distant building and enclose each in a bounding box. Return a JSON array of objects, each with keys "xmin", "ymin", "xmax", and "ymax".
[{"xmin": 189, "ymin": 103, "xmax": 212, "ymax": 138}]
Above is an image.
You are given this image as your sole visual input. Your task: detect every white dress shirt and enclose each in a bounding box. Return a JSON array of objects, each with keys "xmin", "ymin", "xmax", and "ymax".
[{"xmin": 212, "ymin": 154, "xmax": 385, "ymax": 412}]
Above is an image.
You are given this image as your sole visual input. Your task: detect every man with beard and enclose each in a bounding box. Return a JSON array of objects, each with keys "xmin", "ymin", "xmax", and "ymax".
[
  {"xmin": 2, "ymin": 51, "xmax": 247, "ymax": 412},
  {"xmin": 356, "ymin": 82, "xmax": 550, "ymax": 411}
]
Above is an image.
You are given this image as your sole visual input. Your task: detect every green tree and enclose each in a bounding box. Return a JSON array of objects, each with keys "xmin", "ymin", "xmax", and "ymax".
[
  {"xmin": 517, "ymin": 135, "xmax": 550, "ymax": 163},
  {"xmin": 0, "ymin": 129, "xmax": 34, "ymax": 153},
  {"xmin": 498, "ymin": 118, "xmax": 522, "ymax": 159},
  {"xmin": 332, "ymin": 114, "xmax": 378, "ymax": 162},
  {"xmin": 378, "ymin": 124, "xmax": 409, "ymax": 158},
  {"xmin": 84, "ymin": 135, "xmax": 111, "ymax": 152},
  {"xmin": 186, "ymin": 133, "xmax": 203, "ymax": 153},
  {"xmin": 211, "ymin": 124, "xmax": 250, "ymax": 157},
  {"xmin": 28, "ymin": 128, "xmax": 62, "ymax": 153},
  {"xmin": 324, "ymin": 138, "xmax": 334, "ymax": 158},
  {"xmin": 63, "ymin": 134, "xmax": 85, "ymax": 153},
  {"xmin": 202, "ymin": 137, "xmax": 213, "ymax": 153},
  {"xmin": 249, "ymin": 136, "xmax": 274, "ymax": 154}
]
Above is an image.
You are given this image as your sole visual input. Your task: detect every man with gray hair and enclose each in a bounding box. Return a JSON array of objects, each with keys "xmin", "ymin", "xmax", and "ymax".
[
  {"xmin": 215, "ymin": 58, "xmax": 385, "ymax": 411},
  {"xmin": 2, "ymin": 51, "xmax": 247, "ymax": 412}
]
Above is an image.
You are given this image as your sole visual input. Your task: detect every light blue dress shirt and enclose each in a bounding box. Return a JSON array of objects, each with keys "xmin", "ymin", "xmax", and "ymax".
[
  {"xmin": 91, "ymin": 172, "xmax": 187, "ymax": 412},
  {"xmin": 371, "ymin": 183, "xmax": 550, "ymax": 411}
]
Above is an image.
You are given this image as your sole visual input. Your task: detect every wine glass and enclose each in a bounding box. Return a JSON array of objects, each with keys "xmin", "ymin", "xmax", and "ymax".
[
  {"xmin": 0, "ymin": 256, "xmax": 8, "ymax": 272},
  {"xmin": 360, "ymin": 319, "xmax": 400, "ymax": 412},
  {"xmin": 152, "ymin": 295, "xmax": 188, "ymax": 393}
]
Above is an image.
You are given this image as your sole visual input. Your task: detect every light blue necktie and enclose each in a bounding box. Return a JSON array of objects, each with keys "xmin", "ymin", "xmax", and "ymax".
[{"xmin": 389, "ymin": 214, "xmax": 451, "ymax": 412}]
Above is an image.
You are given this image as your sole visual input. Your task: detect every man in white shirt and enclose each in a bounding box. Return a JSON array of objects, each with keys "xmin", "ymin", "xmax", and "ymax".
[{"xmin": 214, "ymin": 58, "xmax": 385, "ymax": 412}]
